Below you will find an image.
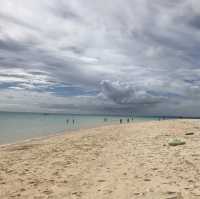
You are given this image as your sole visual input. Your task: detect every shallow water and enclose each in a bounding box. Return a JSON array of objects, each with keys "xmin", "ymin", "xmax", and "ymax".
[{"xmin": 0, "ymin": 112, "xmax": 158, "ymax": 144}]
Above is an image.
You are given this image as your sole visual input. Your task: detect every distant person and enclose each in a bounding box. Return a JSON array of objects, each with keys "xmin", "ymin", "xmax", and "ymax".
[
  {"xmin": 127, "ymin": 118, "xmax": 130, "ymax": 123},
  {"xmin": 120, "ymin": 119, "xmax": 123, "ymax": 124},
  {"xmin": 72, "ymin": 119, "xmax": 75, "ymax": 124},
  {"xmin": 66, "ymin": 119, "xmax": 69, "ymax": 124},
  {"xmin": 131, "ymin": 117, "xmax": 134, "ymax": 121}
]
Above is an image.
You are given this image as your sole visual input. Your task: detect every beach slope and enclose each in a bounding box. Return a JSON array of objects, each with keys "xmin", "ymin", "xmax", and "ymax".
[{"xmin": 1, "ymin": 120, "xmax": 200, "ymax": 198}]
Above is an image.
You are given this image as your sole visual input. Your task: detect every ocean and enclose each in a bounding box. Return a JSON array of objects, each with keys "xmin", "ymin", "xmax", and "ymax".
[{"xmin": 0, "ymin": 112, "xmax": 158, "ymax": 145}]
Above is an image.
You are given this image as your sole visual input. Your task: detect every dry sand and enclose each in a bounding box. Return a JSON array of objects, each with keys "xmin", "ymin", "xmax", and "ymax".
[{"xmin": 1, "ymin": 120, "xmax": 200, "ymax": 198}]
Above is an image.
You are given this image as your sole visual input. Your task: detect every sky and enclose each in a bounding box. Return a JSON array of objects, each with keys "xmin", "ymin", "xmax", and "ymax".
[{"xmin": 0, "ymin": 0, "xmax": 200, "ymax": 116}]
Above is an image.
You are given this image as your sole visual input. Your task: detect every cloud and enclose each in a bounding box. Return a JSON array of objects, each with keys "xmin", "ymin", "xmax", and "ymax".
[
  {"xmin": 0, "ymin": 0, "xmax": 200, "ymax": 116},
  {"xmin": 100, "ymin": 80, "xmax": 166, "ymax": 105}
]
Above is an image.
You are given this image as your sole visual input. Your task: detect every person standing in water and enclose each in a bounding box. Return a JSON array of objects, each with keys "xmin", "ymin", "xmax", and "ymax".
[{"xmin": 104, "ymin": 118, "xmax": 108, "ymax": 122}]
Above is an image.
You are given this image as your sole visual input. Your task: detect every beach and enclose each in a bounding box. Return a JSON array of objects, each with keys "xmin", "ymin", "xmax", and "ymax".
[{"xmin": 0, "ymin": 120, "xmax": 200, "ymax": 198}]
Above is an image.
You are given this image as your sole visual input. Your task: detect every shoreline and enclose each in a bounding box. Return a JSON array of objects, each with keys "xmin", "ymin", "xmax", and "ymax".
[
  {"xmin": 0, "ymin": 121, "xmax": 118, "ymax": 148},
  {"xmin": 0, "ymin": 119, "xmax": 158, "ymax": 148}
]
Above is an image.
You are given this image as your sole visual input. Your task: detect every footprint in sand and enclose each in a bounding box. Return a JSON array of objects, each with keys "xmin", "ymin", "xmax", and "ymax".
[
  {"xmin": 71, "ymin": 191, "xmax": 82, "ymax": 197},
  {"xmin": 98, "ymin": 179, "xmax": 106, "ymax": 182},
  {"xmin": 52, "ymin": 171, "xmax": 59, "ymax": 176},
  {"xmin": 43, "ymin": 189, "xmax": 53, "ymax": 195},
  {"xmin": 164, "ymin": 191, "xmax": 184, "ymax": 199}
]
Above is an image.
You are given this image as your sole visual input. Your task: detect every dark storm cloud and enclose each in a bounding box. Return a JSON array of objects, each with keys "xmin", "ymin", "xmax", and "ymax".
[
  {"xmin": 188, "ymin": 15, "xmax": 200, "ymax": 29},
  {"xmin": 0, "ymin": 38, "xmax": 29, "ymax": 51},
  {"xmin": 60, "ymin": 46, "xmax": 84, "ymax": 55},
  {"xmin": 48, "ymin": 1, "xmax": 82, "ymax": 21},
  {"xmin": 100, "ymin": 80, "xmax": 167, "ymax": 105},
  {"xmin": 0, "ymin": 0, "xmax": 200, "ymax": 115}
]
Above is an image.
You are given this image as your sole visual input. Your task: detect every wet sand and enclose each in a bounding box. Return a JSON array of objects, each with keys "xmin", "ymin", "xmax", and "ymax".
[{"xmin": 0, "ymin": 120, "xmax": 200, "ymax": 198}]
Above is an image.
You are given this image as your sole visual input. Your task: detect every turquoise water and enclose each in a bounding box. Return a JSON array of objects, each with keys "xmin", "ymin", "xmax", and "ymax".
[{"xmin": 0, "ymin": 112, "xmax": 158, "ymax": 144}]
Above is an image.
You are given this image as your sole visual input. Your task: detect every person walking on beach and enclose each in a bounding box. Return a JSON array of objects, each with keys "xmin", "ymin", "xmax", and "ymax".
[
  {"xmin": 127, "ymin": 118, "xmax": 130, "ymax": 123},
  {"xmin": 120, "ymin": 119, "xmax": 123, "ymax": 124}
]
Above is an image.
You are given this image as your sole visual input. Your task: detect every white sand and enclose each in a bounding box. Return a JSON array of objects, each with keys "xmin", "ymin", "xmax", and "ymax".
[{"xmin": 0, "ymin": 120, "xmax": 200, "ymax": 198}]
